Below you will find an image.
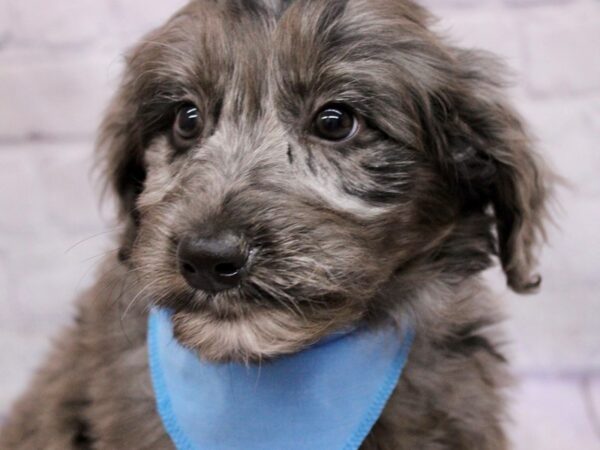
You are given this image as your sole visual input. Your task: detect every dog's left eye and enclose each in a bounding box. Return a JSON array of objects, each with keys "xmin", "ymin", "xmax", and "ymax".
[
  {"xmin": 173, "ymin": 103, "xmax": 202, "ymax": 143},
  {"xmin": 313, "ymin": 104, "xmax": 358, "ymax": 142}
]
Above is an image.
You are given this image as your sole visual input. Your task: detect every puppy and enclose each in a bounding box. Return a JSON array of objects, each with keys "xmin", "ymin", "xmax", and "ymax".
[{"xmin": 0, "ymin": 0, "xmax": 548, "ymax": 449}]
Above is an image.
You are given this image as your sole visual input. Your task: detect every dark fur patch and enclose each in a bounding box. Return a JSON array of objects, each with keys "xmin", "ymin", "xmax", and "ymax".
[
  {"xmin": 72, "ymin": 417, "xmax": 93, "ymax": 449},
  {"xmin": 226, "ymin": 0, "xmax": 268, "ymax": 19},
  {"xmin": 314, "ymin": 0, "xmax": 350, "ymax": 36},
  {"xmin": 440, "ymin": 321, "xmax": 507, "ymax": 363},
  {"xmin": 305, "ymin": 145, "xmax": 317, "ymax": 174}
]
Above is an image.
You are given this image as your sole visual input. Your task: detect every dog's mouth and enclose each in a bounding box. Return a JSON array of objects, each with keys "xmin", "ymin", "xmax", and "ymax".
[{"xmin": 147, "ymin": 256, "xmax": 368, "ymax": 362}]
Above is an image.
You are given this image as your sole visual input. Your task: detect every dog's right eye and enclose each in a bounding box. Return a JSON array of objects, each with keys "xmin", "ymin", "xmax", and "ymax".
[{"xmin": 173, "ymin": 103, "xmax": 202, "ymax": 145}]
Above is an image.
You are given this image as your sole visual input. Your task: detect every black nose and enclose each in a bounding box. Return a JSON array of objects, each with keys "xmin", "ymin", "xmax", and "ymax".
[{"xmin": 177, "ymin": 231, "xmax": 249, "ymax": 292}]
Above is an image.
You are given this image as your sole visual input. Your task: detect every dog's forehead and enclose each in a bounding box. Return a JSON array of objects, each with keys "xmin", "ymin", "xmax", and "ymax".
[{"xmin": 138, "ymin": 0, "xmax": 428, "ymax": 103}]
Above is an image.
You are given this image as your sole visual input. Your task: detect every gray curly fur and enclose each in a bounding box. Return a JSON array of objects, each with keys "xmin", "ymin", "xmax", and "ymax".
[{"xmin": 0, "ymin": 0, "xmax": 550, "ymax": 449}]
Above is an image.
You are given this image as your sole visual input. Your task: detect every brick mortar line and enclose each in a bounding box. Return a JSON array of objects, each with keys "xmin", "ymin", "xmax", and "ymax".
[{"xmin": 0, "ymin": 134, "xmax": 96, "ymax": 146}]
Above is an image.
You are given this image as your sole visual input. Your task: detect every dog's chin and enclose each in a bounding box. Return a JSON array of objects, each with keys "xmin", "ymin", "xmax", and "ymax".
[{"xmin": 169, "ymin": 307, "xmax": 334, "ymax": 363}]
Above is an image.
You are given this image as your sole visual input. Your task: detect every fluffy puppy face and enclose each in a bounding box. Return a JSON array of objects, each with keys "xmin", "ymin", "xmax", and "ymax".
[{"xmin": 99, "ymin": 0, "xmax": 547, "ymax": 362}]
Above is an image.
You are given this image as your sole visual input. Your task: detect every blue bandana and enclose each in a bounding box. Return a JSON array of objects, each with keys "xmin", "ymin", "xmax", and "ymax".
[{"xmin": 148, "ymin": 309, "xmax": 414, "ymax": 450}]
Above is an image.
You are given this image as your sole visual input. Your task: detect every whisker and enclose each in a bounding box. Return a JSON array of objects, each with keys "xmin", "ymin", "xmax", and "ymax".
[
  {"xmin": 121, "ymin": 279, "xmax": 164, "ymax": 321},
  {"xmin": 64, "ymin": 227, "xmax": 123, "ymax": 254}
]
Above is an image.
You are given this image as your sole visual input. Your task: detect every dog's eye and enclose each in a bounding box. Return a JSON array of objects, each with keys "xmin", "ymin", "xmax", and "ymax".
[
  {"xmin": 313, "ymin": 104, "xmax": 358, "ymax": 142},
  {"xmin": 173, "ymin": 103, "xmax": 202, "ymax": 142}
]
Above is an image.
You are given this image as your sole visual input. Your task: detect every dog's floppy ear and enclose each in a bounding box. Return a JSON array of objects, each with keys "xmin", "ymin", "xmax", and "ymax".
[
  {"xmin": 97, "ymin": 75, "xmax": 147, "ymax": 262},
  {"xmin": 440, "ymin": 51, "xmax": 549, "ymax": 293}
]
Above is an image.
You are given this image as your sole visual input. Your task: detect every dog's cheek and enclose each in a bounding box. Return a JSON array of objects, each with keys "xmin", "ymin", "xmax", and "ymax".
[
  {"xmin": 286, "ymin": 144, "xmax": 395, "ymax": 222},
  {"xmin": 307, "ymin": 228, "xmax": 393, "ymax": 299},
  {"xmin": 128, "ymin": 143, "xmax": 190, "ymax": 291},
  {"xmin": 136, "ymin": 138, "xmax": 185, "ymax": 213}
]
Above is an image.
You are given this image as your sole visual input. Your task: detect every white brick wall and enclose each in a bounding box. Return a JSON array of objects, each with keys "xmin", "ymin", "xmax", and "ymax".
[{"xmin": 1, "ymin": 0, "xmax": 599, "ymax": 447}]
